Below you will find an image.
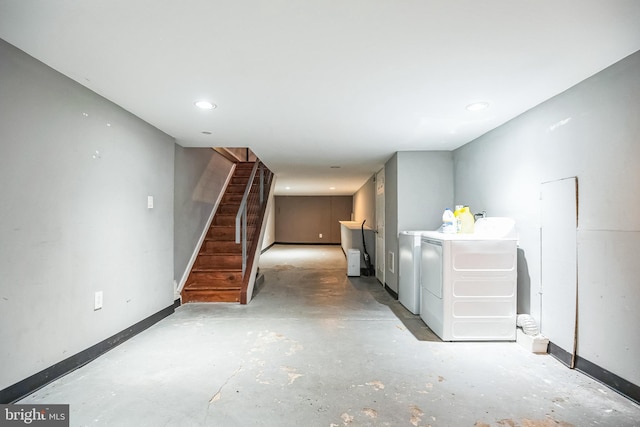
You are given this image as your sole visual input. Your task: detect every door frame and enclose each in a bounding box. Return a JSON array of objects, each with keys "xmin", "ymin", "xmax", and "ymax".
[{"xmin": 375, "ymin": 168, "xmax": 385, "ymax": 285}]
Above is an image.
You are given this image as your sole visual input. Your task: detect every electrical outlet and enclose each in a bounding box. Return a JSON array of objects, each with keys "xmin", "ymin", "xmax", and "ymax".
[
  {"xmin": 94, "ymin": 291, "xmax": 103, "ymax": 311},
  {"xmin": 319, "ymin": 233, "xmax": 323, "ymax": 238},
  {"xmin": 147, "ymin": 195, "xmax": 154, "ymax": 209}
]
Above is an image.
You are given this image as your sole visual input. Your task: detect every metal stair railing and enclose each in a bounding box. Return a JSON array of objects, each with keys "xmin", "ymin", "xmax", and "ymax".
[{"xmin": 235, "ymin": 161, "xmax": 272, "ymax": 278}]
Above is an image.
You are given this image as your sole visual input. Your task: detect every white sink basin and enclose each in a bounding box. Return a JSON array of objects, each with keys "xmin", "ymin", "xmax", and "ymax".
[{"xmin": 473, "ymin": 217, "xmax": 517, "ymax": 238}]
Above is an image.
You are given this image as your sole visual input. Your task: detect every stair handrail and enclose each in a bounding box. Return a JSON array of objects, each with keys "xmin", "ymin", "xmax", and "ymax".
[{"xmin": 235, "ymin": 161, "xmax": 268, "ymax": 278}]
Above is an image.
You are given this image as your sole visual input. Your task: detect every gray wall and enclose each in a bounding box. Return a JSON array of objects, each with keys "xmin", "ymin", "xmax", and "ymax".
[
  {"xmin": 454, "ymin": 51, "xmax": 640, "ymax": 385},
  {"xmin": 0, "ymin": 39, "xmax": 176, "ymax": 390},
  {"xmin": 261, "ymin": 192, "xmax": 276, "ymax": 250},
  {"xmin": 384, "ymin": 151, "xmax": 454, "ymax": 292},
  {"xmin": 384, "ymin": 155, "xmax": 399, "ymax": 289},
  {"xmin": 275, "ymin": 196, "xmax": 352, "ymax": 244},
  {"xmin": 352, "ymin": 175, "xmax": 375, "ymax": 225},
  {"xmin": 396, "ymin": 151, "xmax": 454, "ymax": 232},
  {"xmin": 174, "ymin": 147, "xmax": 234, "ymax": 289}
]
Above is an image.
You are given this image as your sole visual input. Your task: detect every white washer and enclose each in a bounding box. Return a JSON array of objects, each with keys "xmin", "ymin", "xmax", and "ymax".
[
  {"xmin": 398, "ymin": 231, "xmax": 428, "ymax": 314},
  {"xmin": 419, "ymin": 218, "xmax": 518, "ymax": 341}
]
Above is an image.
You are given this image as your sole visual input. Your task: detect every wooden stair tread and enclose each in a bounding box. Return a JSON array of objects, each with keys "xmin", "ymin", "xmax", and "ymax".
[
  {"xmin": 196, "ymin": 254, "xmax": 242, "ymax": 258},
  {"xmin": 209, "ymin": 225, "xmax": 255, "ymax": 228},
  {"xmin": 190, "ymin": 267, "xmax": 242, "ymax": 272},
  {"xmin": 195, "ymin": 256, "xmax": 241, "ymax": 262},
  {"xmin": 199, "ymin": 250, "xmax": 242, "ymax": 255},
  {"xmin": 201, "ymin": 240, "xmax": 241, "ymax": 248},
  {"xmin": 184, "ymin": 282, "xmax": 241, "ymax": 291},
  {"xmin": 182, "ymin": 290, "xmax": 241, "ymax": 303}
]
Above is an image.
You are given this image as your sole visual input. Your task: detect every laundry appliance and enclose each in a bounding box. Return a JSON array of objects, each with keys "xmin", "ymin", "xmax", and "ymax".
[
  {"xmin": 398, "ymin": 231, "xmax": 428, "ymax": 314},
  {"xmin": 419, "ymin": 218, "xmax": 518, "ymax": 341}
]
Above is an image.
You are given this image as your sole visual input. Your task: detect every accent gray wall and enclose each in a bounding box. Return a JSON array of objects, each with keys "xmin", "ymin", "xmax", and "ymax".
[
  {"xmin": 384, "ymin": 151, "xmax": 454, "ymax": 292},
  {"xmin": 173, "ymin": 147, "xmax": 234, "ymax": 288},
  {"xmin": 396, "ymin": 151, "xmax": 454, "ymax": 232},
  {"xmin": 0, "ymin": 39, "xmax": 175, "ymax": 390},
  {"xmin": 274, "ymin": 196, "xmax": 353, "ymax": 244},
  {"xmin": 454, "ymin": 50, "xmax": 640, "ymax": 385},
  {"xmin": 352, "ymin": 175, "xmax": 375, "ymax": 225}
]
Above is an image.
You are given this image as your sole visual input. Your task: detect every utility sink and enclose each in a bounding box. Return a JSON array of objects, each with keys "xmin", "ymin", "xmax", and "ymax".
[
  {"xmin": 473, "ymin": 217, "xmax": 517, "ymax": 239},
  {"xmin": 427, "ymin": 217, "xmax": 517, "ymax": 241}
]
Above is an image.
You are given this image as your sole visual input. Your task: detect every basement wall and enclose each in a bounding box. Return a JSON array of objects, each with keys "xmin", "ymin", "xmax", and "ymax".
[
  {"xmin": 454, "ymin": 50, "xmax": 640, "ymax": 386},
  {"xmin": 274, "ymin": 196, "xmax": 352, "ymax": 244},
  {"xmin": 352, "ymin": 175, "xmax": 375, "ymax": 225},
  {"xmin": 0, "ymin": 39, "xmax": 176, "ymax": 391},
  {"xmin": 383, "ymin": 151, "xmax": 454, "ymax": 293}
]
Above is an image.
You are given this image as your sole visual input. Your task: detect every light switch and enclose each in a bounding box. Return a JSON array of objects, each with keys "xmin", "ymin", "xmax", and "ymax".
[
  {"xmin": 94, "ymin": 291, "xmax": 103, "ymax": 310},
  {"xmin": 147, "ymin": 196, "xmax": 154, "ymax": 209}
]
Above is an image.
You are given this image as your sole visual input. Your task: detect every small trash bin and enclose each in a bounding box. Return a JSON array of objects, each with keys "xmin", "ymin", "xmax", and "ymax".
[{"xmin": 347, "ymin": 249, "xmax": 360, "ymax": 277}]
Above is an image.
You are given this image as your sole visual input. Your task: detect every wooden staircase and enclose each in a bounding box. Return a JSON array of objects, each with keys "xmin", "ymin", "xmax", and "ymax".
[{"xmin": 181, "ymin": 162, "xmax": 264, "ymax": 303}]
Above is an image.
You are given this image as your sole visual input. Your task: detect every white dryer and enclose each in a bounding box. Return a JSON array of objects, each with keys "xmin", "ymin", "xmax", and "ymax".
[{"xmin": 419, "ymin": 218, "xmax": 518, "ymax": 341}]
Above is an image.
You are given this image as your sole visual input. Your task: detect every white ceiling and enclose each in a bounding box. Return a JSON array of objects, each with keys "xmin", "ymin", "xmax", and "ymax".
[{"xmin": 1, "ymin": 1, "xmax": 639, "ymax": 195}]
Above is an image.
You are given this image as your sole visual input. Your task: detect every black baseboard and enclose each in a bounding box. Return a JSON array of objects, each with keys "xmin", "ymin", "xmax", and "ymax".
[
  {"xmin": 261, "ymin": 241, "xmax": 339, "ymax": 253},
  {"xmin": 384, "ymin": 284, "xmax": 398, "ymax": 300},
  {"xmin": 548, "ymin": 341, "xmax": 639, "ymax": 405},
  {"xmin": 359, "ymin": 268, "xmax": 376, "ymax": 277},
  {"xmin": 0, "ymin": 302, "xmax": 177, "ymax": 404},
  {"xmin": 548, "ymin": 341, "xmax": 573, "ymax": 367},
  {"xmin": 274, "ymin": 242, "xmax": 341, "ymax": 246},
  {"xmin": 260, "ymin": 242, "xmax": 275, "ymax": 253},
  {"xmin": 575, "ymin": 354, "xmax": 640, "ymax": 405}
]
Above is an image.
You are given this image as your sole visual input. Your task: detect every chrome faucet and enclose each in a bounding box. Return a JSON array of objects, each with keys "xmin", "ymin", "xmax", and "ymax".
[{"xmin": 474, "ymin": 210, "xmax": 486, "ymax": 220}]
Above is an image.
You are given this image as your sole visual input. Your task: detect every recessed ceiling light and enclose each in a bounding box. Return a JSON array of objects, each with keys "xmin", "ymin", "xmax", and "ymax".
[
  {"xmin": 329, "ymin": 187, "xmax": 336, "ymax": 190},
  {"xmin": 285, "ymin": 186, "xmax": 291, "ymax": 190},
  {"xmin": 466, "ymin": 102, "xmax": 489, "ymax": 112},
  {"xmin": 194, "ymin": 100, "xmax": 216, "ymax": 110}
]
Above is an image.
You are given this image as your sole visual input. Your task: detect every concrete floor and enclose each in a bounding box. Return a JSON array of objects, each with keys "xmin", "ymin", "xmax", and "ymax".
[{"xmin": 21, "ymin": 245, "xmax": 640, "ymax": 426}]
